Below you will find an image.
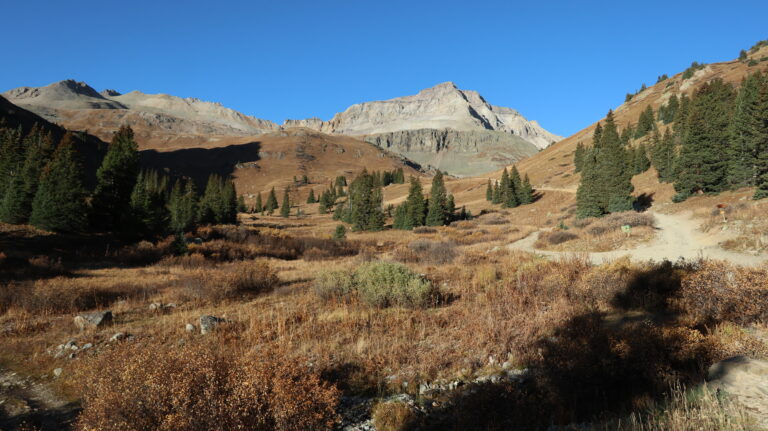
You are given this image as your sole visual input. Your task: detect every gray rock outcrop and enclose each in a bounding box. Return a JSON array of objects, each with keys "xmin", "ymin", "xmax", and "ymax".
[
  {"xmin": 200, "ymin": 315, "xmax": 226, "ymax": 335},
  {"xmin": 73, "ymin": 311, "xmax": 113, "ymax": 331}
]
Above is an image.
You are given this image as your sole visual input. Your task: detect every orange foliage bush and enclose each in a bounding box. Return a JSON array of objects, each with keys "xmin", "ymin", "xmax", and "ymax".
[{"xmin": 75, "ymin": 344, "xmax": 340, "ymax": 431}]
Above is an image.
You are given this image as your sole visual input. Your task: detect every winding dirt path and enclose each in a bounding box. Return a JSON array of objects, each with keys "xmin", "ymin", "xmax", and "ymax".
[
  {"xmin": 508, "ymin": 211, "xmax": 768, "ymax": 266},
  {"xmin": 0, "ymin": 367, "xmax": 78, "ymax": 430}
]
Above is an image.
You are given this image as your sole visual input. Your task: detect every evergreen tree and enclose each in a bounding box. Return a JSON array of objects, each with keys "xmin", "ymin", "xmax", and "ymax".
[
  {"xmin": 492, "ymin": 181, "xmax": 501, "ymax": 204},
  {"xmin": 485, "ymin": 179, "xmax": 493, "ymax": 201},
  {"xmin": 29, "ymin": 133, "xmax": 88, "ymax": 232},
  {"xmin": 727, "ymin": 73, "xmax": 762, "ymax": 188},
  {"xmin": 659, "ymin": 94, "xmax": 679, "ymax": 124},
  {"xmin": 253, "ymin": 193, "xmax": 263, "ymax": 213},
  {"xmin": 265, "ymin": 187, "xmax": 278, "ymax": 215},
  {"xmin": 599, "ymin": 111, "xmax": 635, "ymax": 212},
  {"xmin": 0, "ymin": 126, "xmax": 24, "ymax": 202},
  {"xmin": 280, "ymin": 189, "xmax": 291, "ymax": 218},
  {"xmin": 129, "ymin": 170, "xmax": 170, "ymax": 237},
  {"xmin": 198, "ymin": 174, "xmax": 223, "ymax": 224},
  {"xmin": 634, "ymin": 105, "xmax": 655, "ymax": 139},
  {"xmin": 632, "ymin": 143, "xmax": 651, "ymax": 175},
  {"xmin": 220, "ymin": 180, "xmax": 238, "ymax": 223},
  {"xmin": 169, "ymin": 179, "xmax": 198, "ymax": 232},
  {"xmin": 576, "ymin": 143, "xmax": 604, "ymax": 218},
  {"xmin": 426, "ymin": 171, "xmax": 449, "ymax": 226},
  {"xmin": 752, "ymin": 76, "xmax": 768, "ymax": 199},
  {"xmin": 91, "ymin": 126, "xmax": 140, "ymax": 233},
  {"xmin": 394, "ymin": 168, "xmax": 405, "ymax": 184},
  {"xmin": 333, "ymin": 224, "xmax": 346, "ymax": 240},
  {"xmin": 574, "ymin": 143, "xmax": 586, "ymax": 173},
  {"xmin": 674, "ymin": 79, "xmax": 735, "ymax": 200},
  {"xmin": 237, "ymin": 196, "xmax": 247, "ymax": 213},
  {"xmin": 651, "ymin": 128, "xmax": 677, "ymax": 182},
  {"xmin": 392, "ymin": 203, "xmax": 407, "ymax": 230},
  {"xmin": 510, "ymin": 166, "xmax": 523, "ymax": 206},
  {"xmin": 307, "ymin": 189, "xmax": 316, "ymax": 204},
  {"xmin": 519, "ymin": 174, "xmax": 534, "ymax": 204},
  {"xmin": 399, "ymin": 177, "xmax": 426, "ymax": 229},
  {"xmin": 348, "ymin": 170, "xmax": 384, "ymax": 231}
]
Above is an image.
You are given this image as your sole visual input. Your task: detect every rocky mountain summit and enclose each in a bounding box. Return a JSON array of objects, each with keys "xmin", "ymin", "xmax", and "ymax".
[
  {"xmin": 284, "ymin": 82, "xmax": 561, "ymax": 149},
  {"xmin": 285, "ymin": 82, "xmax": 560, "ymax": 175}
]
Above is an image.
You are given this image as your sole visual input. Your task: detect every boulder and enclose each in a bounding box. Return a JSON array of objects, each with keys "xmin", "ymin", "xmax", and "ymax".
[
  {"xmin": 74, "ymin": 311, "xmax": 112, "ymax": 331},
  {"xmin": 185, "ymin": 323, "xmax": 196, "ymax": 333},
  {"xmin": 708, "ymin": 356, "xmax": 768, "ymax": 427},
  {"xmin": 199, "ymin": 315, "xmax": 226, "ymax": 335}
]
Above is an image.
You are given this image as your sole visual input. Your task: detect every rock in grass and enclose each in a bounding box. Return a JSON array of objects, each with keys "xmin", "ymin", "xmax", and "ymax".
[
  {"xmin": 73, "ymin": 311, "xmax": 113, "ymax": 331},
  {"xmin": 199, "ymin": 315, "xmax": 226, "ymax": 335},
  {"xmin": 185, "ymin": 323, "xmax": 196, "ymax": 333}
]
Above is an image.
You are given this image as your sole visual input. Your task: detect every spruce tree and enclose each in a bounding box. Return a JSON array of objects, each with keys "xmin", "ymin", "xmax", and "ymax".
[
  {"xmin": 510, "ymin": 166, "xmax": 523, "ymax": 206},
  {"xmin": 634, "ymin": 105, "xmax": 656, "ymax": 139},
  {"xmin": 254, "ymin": 193, "xmax": 263, "ymax": 213},
  {"xmin": 752, "ymin": 76, "xmax": 768, "ymax": 199},
  {"xmin": 169, "ymin": 179, "xmax": 198, "ymax": 232},
  {"xmin": 492, "ymin": 181, "xmax": 501, "ymax": 204},
  {"xmin": 599, "ymin": 111, "xmax": 634, "ymax": 212},
  {"xmin": 0, "ymin": 126, "xmax": 24, "ymax": 202},
  {"xmin": 220, "ymin": 179, "xmax": 238, "ymax": 223},
  {"xmin": 400, "ymin": 177, "xmax": 426, "ymax": 229},
  {"xmin": 280, "ymin": 189, "xmax": 291, "ymax": 218},
  {"xmin": 307, "ymin": 189, "xmax": 316, "ymax": 204},
  {"xmin": 129, "ymin": 170, "xmax": 170, "ymax": 237},
  {"xmin": 29, "ymin": 133, "xmax": 88, "ymax": 232},
  {"xmin": 674, "ymin": 79, "xmax": 735, "ymax": 199},
  {"xmin": 574, "ymin": 143, "xmax": 586, "ymax": 173},
  {"xmin": 519, "ymin": 174, "xmax": 534, "ymax": 205},
  {"xmin": 91, "ymin": 126, "xmax": 140, "ymax": 233},
  {"xmin": 485, "ymin": 179, "xmax": 493, "ymax": 201},
  {"xmin": 17, "ymin": 129, "xmax": 54, "ymax": 222},
  {"xmin": 265, "ymin": 187, "xmax": 278, "ymax": 215},
  {"xmin": 198, "ymin": 175, "xmax": 222, "ymax": 224},
  {"xmin": 727, "ymin": 73, "xmax": 762, "ymax": 188},
  {"xmin": 237, "ymin": 196, "xmax": 247, "ymax": 213},
  {"xmin": 426, "ymin": 171, "xmax": 448, "ymax": 226},
  {"xmin": 348, "ymin": 170, "xmax": 384, "ymax": 231}
]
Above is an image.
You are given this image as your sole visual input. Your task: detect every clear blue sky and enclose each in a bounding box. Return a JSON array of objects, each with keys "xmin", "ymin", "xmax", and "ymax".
[{"xmin": 1, "ymin": 1, "xmax": 766, "ymax": 137}]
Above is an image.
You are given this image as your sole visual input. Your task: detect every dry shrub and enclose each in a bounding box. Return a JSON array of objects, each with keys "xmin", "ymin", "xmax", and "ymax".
[
  {"xmin": 536, "ymin": 230, "xmax": 578, "ymax": 246},
  {"xmin": 74, "ymin": 344, "xmax": 340, "ymax": 431},
  {"xmin": 192, "ymin": 230, "xmax": 359, "ymax": 262},
  {"xmin": 113, "ymin": 238, "xmax": 175, "ymax": 265},
  {"xmin": 394, "ymin": 240, "xmax": 457, "ymax": 265},
  {"xmin": 479, "ymin": 214, "xmax": 507, "ymax": 225},
  {"xmin": 586, "ymin": 212, "xmax": 655, "ymax": 236},
  {"xmin": 371, "ymin": 401, "xmax": 419, "ymax": 431},
  {"xmin": 182, "ymin": 261, "xmax": 279, "ymax": 302},
  {"xmin": 673, "ymin": 261, "xmax": 768, "ymax": 326}
]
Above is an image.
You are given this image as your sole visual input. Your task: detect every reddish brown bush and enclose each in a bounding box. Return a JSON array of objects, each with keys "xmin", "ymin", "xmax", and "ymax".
[
  {"xmin": 182, "ymin": 260, "xmax": 279, "ymax": 302},
  {"xmin": 74, "ymin": 345, "xmax": 340, "ymax": 431}
]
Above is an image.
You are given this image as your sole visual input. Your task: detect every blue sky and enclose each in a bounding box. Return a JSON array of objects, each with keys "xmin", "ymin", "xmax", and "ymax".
[{"xmin": 1, "ymin": 1, "xmax": 766, "ymax": 137}]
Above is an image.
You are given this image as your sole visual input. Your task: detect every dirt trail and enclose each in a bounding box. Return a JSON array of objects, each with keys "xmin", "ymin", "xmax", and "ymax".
[
  {"xmin": 0, "ymin": 367, "xmax": 79, "ymax": 430},
  {"xmin": 508, "ymin": 210, "xmax": 768, "ymax": 266}
]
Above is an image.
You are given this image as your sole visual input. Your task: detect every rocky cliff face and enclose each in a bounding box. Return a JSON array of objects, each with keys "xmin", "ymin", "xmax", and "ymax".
[
  {"xmin": 365, "ymin": 129, "xmax": 539, "ymax": 177},
  {"xmin": 283, "ymin": 82, "xmax": 561, "ymax": 150}
]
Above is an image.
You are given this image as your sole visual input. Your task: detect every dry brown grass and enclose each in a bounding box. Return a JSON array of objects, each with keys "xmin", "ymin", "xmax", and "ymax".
[
  {"xmin": 535, "ymin": 212, "xmax": 657, "ymax": 252},
  {"xmin": 371, "ymin": 401, "xmax": 419, "ymax": 431}
]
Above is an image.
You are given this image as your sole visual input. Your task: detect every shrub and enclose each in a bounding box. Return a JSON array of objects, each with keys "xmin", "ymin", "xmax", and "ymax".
[
  {"xmin": 412, "ymin": 226, "xmax": 436, "ymax": 234},
  {"xmin": 184, "ymin": 261, "xmax": 279, "ymax": 302},
  {"xmin": 401, "ymin": 240, "xmax": 457, "ymax": 264},
  {"xmin": 371, "ymin": 401, "xmax": 419, "ymax": 431},
  {"xmin": 354, "ymin": 262, "xmax": 433, "ymax": 308},
  {"xmin": 313, "ymin": 270, "xmax": 355, "ymax": 302},
  {"xmin": 74, "ymin": 345, "xmax": 340, "ymax": 431},
  {"xmin": 540, "ymin": 231, "xmax": 578, "ymax": 245},
  {"xmin": 333, "ymin": 224, "xmax": 346, "ymax": 240}
]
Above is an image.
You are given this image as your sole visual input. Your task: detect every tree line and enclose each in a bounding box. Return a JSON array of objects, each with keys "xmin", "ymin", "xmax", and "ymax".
[{"xmin": 0, "ymin": 124, "xmax": 241, "ymax": 237}]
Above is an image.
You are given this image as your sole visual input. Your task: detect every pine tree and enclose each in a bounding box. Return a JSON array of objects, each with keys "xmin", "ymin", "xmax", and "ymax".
[
  {"xmin": 727, "ymin": 73, "xmax": 762, "ymax": 188},
  {"xmin": 129, "ymin": 170, "xmax": 170, "ymax": 237},
  {"xmin": 392, "ymin": 203, "xmax": 407, "ymax": 230},
  {"xmin": 426, "ymin": 171, "xmax": 448, "ymax": 226},
  {"xmin": 348, "ymin": 170, "xmax": 384, "ymax": 231},
  {"xmin": 0, "ymin": 126, "xmax": 24, "ymax": 202},
  {"xmin": 253, "ymin": 193, "xmax": 263, "ymax": 213},
  {"xmin": 632, "ymin": 143, "xmax": 651, "ymax": 175},
  {"xmin": 29, "ymin": 133, "xmax": 88, "ymax": 232},
  {"xmin": 265, "ymin": 187, "xmax": 278, "ymax": 215},
  {"xmin": 599, "ymin": 111, "xmax": 635, "ymax": 212},
  {"xmin": 519, "ymin": 174, "xmax": 534, "ymax": 205},
  {"xmin": 492, "ymin": 181, "xmax": 501, "ymax": 204},
  {"xmin": 510, "ymin": 166, "xmax": 523, "ymax": 206},
  {"xmin": 576, "ymin": 145, "xmax": 604, "ymax": 218},
  {"xmin": 634, "ymin": 105, "xmax": 656, "ymax": 139},
  {"xmin": 169, "ymin": 179, "xmax": 198, "ymax": 232},
  {"xmin": 485, "ymin": 179, "xmax": 493, "ymax": 201},
  {"xmin": 280, "ymin": 189, "xmax": 291, "ymax": 218},
  {"xmin": 574, "ymin": 143, "xmax": 586, "ymax": 173},
  {"xmin": 752, "ymin": 76, "xmax": 768, "ymax": 199},
  {"xmin": 398, "ymin": 177, "xmax": 426, "ymax": 230},
  {"xmin": 91, "ymin": 126, "xmax": 140, "ymax": 233},
  {"xmin": 237, "ymin": 196, "xmax": 247, "ymax": 213},
  {"xmin": 220, "ymin": 180, "xmax": 238, "ymax": 223},
  {"xmin": 198, "ymin": 175, "xmax": 221, "ymax": 224},
  {"xmin": 394, "ymin": 168, "xmax": 405, "ymax": 184},
  {"xmin": 307, "ymin": 189, "xmax": 316, "ymax": 204},
  {"xmin": 659, "ymin": 94, "xmax": 679, "ymax": 124},
  {"xmin": 674, "ymin": 79, "xmax": 735, "ymax": 200}
]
